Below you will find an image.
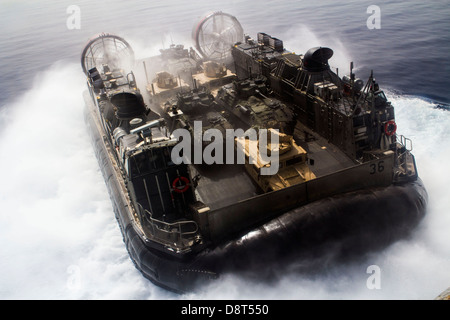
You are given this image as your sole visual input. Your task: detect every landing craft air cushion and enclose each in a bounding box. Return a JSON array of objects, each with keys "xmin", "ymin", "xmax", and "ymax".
[{"xmin": 81, "ymin": 12, "xmax": 427, "ymax": 293}]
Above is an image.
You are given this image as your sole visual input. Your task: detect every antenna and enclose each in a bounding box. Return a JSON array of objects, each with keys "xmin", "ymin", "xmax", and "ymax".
[
  {"xmin": 350, "ymin": 62, "xmax": 354, "ymax": 81},
  {"xmin": 143, "ymin": 61, "xmax": 149, "ymax": 85}
]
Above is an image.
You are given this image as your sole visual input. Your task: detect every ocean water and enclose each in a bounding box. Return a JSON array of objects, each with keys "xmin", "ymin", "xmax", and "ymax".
[{"xmin": 0, "ymin": 0, "xmax": 449, "ymax": 299}]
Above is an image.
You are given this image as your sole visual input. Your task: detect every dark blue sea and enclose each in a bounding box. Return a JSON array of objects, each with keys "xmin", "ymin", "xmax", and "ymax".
[{"xmin": 0, "ymin": 0, "xmax": 449, "ymax": 299}]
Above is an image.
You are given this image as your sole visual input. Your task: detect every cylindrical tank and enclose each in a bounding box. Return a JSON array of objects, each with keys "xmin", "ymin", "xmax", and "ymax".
[{"xmin": 113, "ymin": 127, "xmax": 127, "ymax": 145}]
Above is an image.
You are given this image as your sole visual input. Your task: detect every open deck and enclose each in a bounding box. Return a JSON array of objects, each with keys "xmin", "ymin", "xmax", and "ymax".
[
  {"xmin": 191, "ymin": 120, "xmax": 357, "ymax": 212},
  {"xmin": 294, "ymin": 121, "xmax": 356, "ymax": 177}
]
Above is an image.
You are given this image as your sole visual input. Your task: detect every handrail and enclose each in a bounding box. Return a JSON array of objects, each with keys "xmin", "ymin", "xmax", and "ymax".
[
  {"xmin": 397, "ymin": 134, "xmax": 412, "ymax": 151},
  {"xmin": 146, "ymin": 210, "xmax": 199, "ymax": 236},
  {"xmin": 136, "ymin": 203, "xmax": 199, "ymax": 247},
  {"xmin": 394, "ymin": 134, "xmax": 413, "ymax": 176}
]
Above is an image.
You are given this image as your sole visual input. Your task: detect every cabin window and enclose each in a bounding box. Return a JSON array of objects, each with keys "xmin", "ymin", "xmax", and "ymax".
[
  {"xmin": 376, "ymin": 91, "xmax": 387, "ymax": 101},
  {"xmin": 374, "ymin": 91, "xmax": 387, "ymax": 107}
]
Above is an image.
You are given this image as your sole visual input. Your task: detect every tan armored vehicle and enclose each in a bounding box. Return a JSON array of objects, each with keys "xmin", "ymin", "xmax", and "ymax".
[{"xmin": 236, "ymin": 128, "xmax": 315, "ymax": 192}]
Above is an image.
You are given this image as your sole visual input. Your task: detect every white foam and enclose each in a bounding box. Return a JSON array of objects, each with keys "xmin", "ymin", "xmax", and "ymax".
[{"xmin": 0, "ymin": 62, "xmax": 172, "ymax": 299}]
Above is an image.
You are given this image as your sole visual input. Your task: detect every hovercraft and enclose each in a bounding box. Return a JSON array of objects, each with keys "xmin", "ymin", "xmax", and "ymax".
[{"xmin": 81, "ymin": 12, "xmax": 427, "ymax": 293}]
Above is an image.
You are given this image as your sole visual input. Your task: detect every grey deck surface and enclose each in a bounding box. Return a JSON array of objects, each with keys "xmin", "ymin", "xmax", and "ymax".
[
  {"xmin": 193, "ymin": 164, "xmax": 259, "ymax": 210},
  {"xmin": 294, "ymin": 121, "xmax": 355, "ymax": 177}
]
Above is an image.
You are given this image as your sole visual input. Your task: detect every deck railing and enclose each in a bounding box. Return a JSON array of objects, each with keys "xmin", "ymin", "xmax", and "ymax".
[
  {"xmin": 396, "ymin": 134, "xmax": 413, "ymax": 170},
  {"xmin": 136, "ymin": 203, "xmax": 199, "ymax": 250}
]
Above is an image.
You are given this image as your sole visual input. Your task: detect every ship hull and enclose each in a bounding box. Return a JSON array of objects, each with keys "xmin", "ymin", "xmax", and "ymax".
[{"xmin": 84, "ymin": 91, "xmax": 427, "ymax": 293}]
